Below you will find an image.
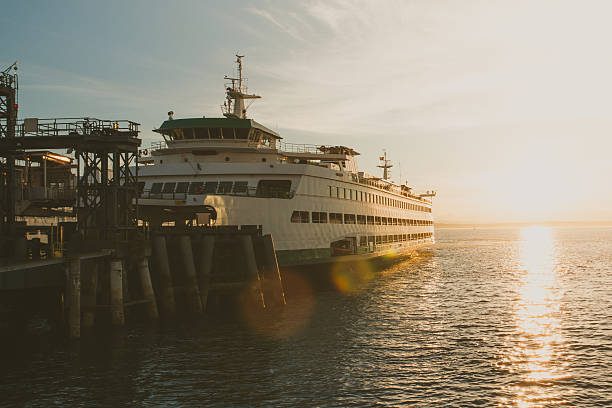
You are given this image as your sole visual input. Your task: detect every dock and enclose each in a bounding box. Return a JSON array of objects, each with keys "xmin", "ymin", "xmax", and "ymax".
[{"xmin": 0, "ymin": 65, "xmax": 285, "ymax": 339}]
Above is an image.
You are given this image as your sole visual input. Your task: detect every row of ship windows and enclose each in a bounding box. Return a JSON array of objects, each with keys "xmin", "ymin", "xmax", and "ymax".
[
  {"xmin": 148, "ymin": 181, "xmax": 249, "ymax": 195},
  {"xmin": 328, "ymin": 186, "xmax": 431, "ymax": 212},
  {"xmin": 291, "ymin": 211, "xmax": 434, "ymax": 226},
  {"xmin": 358, "ymin": 232, "xmax": 434, "ymax": 245},
  {"xmin": 146, "ymin": 180, "xmax": 293, "ymax": 199}
]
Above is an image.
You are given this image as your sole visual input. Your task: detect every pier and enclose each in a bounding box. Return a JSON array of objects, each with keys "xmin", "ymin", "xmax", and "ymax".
[{"xmin": 0, "ymin": 65, "xmax": 285, "ymax": 340}]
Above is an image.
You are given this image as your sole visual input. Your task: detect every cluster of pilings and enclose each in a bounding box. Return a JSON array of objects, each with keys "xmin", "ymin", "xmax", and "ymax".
[
  {"xmin": 150, "ymin": 227, "xmax": 286, "ymax": 318},
  {"xmin": 61, "ymin": 227, "xmax": 286, "ymax": 339}
]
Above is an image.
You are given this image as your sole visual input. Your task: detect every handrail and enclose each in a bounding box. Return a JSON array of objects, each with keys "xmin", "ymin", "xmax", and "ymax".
[
  {"xmin": 279, "ymin": 142, "xmax": 358, "ymax": 156},
  {"xmin": 16, "ymin": 117, "xmax": 140, "ymax": 137}
]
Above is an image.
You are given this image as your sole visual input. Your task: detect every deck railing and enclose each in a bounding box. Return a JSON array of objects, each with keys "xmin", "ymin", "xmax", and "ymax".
[{"xmin": 16, "ymin": 117, "xmax": 140, "ymax": 138}]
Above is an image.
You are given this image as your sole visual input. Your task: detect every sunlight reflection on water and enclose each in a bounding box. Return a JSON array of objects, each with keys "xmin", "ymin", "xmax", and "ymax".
[{"xmin": 499, "ymin": 226, "xmax": 572, "ymax": 407}]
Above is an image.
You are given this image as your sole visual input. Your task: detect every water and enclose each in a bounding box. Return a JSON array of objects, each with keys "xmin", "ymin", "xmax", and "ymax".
[{"xmin": 2, "ymin": 227, "xmax": 612, "ymax": 407}]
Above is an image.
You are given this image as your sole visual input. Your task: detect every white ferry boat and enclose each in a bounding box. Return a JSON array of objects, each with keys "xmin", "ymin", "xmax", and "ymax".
[{"xmin": 138, "ymin": 56, "xmax": 436, "ymax": 266}]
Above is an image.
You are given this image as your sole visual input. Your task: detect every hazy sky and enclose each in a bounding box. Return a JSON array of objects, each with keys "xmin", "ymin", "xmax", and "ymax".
[{"xmin": 3, "ymin": 0, "xmax": 612, "ymax": 223}]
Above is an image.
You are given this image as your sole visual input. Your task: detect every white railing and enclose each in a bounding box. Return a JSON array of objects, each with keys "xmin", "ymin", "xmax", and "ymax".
[{"xmin": 279, "ymin": 142, "xmax": 357, "ymax": 156}]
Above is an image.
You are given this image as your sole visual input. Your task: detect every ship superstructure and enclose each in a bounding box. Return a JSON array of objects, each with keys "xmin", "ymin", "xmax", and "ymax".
[{"xmin": 138, "ymin": 56, "xmax": 435, "ymax": 265}]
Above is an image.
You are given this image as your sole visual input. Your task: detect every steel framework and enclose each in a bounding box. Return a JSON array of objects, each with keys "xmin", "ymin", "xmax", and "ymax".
[
  {"xmin": 0, "ymin": 117, "xmax": 141, "ymax": 243},
  {"xmin": 0, "ymin": 63, "xmax": 18, "ymax": 234}
]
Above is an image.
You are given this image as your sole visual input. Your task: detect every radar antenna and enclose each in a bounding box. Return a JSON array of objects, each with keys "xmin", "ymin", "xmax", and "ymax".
[
  {"xmin": 221, "ymin": 55, "xmax": 261, "ymax": 119},
  {"xmin": 377, "ymin": 150, "xmax": 393, "ymax": 180}
]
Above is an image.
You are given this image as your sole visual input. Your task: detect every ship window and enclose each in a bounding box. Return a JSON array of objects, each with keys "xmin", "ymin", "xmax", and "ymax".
[
  {"xmin": 235, "ymin": 128, "xmax": 249, "ymax": 139},
  {"xmin": 291, "ymin": 211, "xmax": 309, "ymax": 223},
  {"xmin": 204, "ymin": 181, "xmax": 218, "ymax": 193},
  {"xmin": 349, "ymin": 189, "xmax": 353, "ymax": 200},
  {"xmin": 366, "ymin": 215, "xmax": 374, "ymax": 225},
  {"xmin": 375, "ymin": 236, "xmax": 382, "ymax": 244},
  {"xmin": 357, "ymin": 215, "xmax": 366, "ymax": 225},
  {"xmin": 329, "ymin": 213, "xmax": 343, "ymax": 224},
  {"xmin": 342, "ymin": 188, "xmax": 346, "ymax": 199},
  {"xmin": 359, "ymin": 236, "xmax": 368, "ymax": 246},
  {"xmin": 162, "ymin": 182, "xmax": 176, "ymax": 193},
  {"xmin": 176, "ymin": 182, "xmax": 189, "ymax": 193},
  {"xmin": 382, "ymin": 217, "xmax": 388, "ymax": 225},
  {"xmin": 218, "ymin": 181, "xmax": 233, "ymax": 194},
  {"xmin": 151, "ymin": 183, "xmax": 163, "ymax": 194},
  {"xmin": 312, "ymin": 212, "xmax": 328, "ymax": 223},
  {"xmin": 392, "ymin": 218, "xmax": 398, "ymax": 225},
  {"xmin": 368, "ymin": 236, "xmax": 375, "ymax": 244},
  {"xmin": 233, "ymin": 181, "xmax": 248, "ymax": 194},
  {"xmin": 209, "ymin": 128, "xmax": 222, "ymax": 139},
  {"xmin": 329, "ymin": 186, "xmax": 333, "ymax": 197},
  {"xmin": 344, "ymin": 214, "xmax": 356, "ymax": 224},
  {"xmin": 374, "ymin": 216, "xmax": 382, "ymax": 225},
  {"xmin": 137, "ymin": 181, "xmax": 145, "ymax": 194},
  {"xmin": 335, "ymin": 187, "xmax": 340, "ymax": 198},
  {"xmin": 256, "ymin": 180, "xmax": 292, "ymax": 198},
  {"xmin": 222, "ymin": 128, "xmax": 236, "ymax": 139},
  {"xmin": 194, "ymin": 128, "xmax": 208, "ymax": 139},
  {"xmin": 189, "ymin": 182, "xmax": 204, "ymax": 194},
  {"xmin": 170, "ymin": 128, "xmax": 185, "ymax": 140}
]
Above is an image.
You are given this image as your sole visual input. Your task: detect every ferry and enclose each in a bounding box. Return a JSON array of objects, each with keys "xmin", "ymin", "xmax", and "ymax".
[{"xmin": 138, "ymin": 56, "xmax": 436, "ymax": 266}]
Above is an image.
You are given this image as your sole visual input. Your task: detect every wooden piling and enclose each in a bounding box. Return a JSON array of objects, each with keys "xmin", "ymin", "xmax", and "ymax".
[
  {"xmin": 178, "ymin": 235, "xmax": 203, "ymax": 313},
  {"xmin": 197, "ymin": 235, "xmax": 215, "ymax": 313},
  {"xmin": 240, "ymin": 235, "xmax": 265, "ymax": 308},
  {"xmin": 81, "ymin": 260, "xmax": 98, "ymax": 329},
  {"xmin": 68, "ymin": 256, "xmax": 81, "ymax": 339},
  {"xmin": 262, "ymin": 234, "xmax": 287, "ymax": 307},
  {"xmin": 109, "ymin": 259, "xmax": 125, "ymax": 326},
  {"xmin": 13, "ymin": 236, "xmax": 27, "ymax": 261},
  {"xmin": 138, "ymin": 257, "xmax": 159, "ymax": 320},
  {"xmin": 151, "ymin": 235, "xmax": 176, "ymax": 317}
]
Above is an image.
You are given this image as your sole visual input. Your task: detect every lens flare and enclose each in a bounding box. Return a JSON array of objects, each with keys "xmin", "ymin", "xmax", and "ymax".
[
  {"xmin": 331, "ymin": 260, "xmax": 374, "ymax": 294},
  {"xmin": 240, "ymin": 272, "xmax": 315, "ymax": 339}
]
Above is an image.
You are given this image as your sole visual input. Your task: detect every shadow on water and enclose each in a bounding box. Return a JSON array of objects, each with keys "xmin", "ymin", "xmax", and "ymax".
[{"xmin": 0, "ymin": 249, "xmax": 439, "ymax": 407}]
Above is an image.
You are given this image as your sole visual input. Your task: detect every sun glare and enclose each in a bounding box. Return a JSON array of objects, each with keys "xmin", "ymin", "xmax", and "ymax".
[{"xmin": 499, "ymin": 226, "xmax": 571, "ymax": 406}]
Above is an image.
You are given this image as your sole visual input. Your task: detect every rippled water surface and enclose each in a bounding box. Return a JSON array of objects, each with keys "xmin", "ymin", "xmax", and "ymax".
[{"xmin": 2, "ymin": 227, "xmax": 612, "ymax": 407}]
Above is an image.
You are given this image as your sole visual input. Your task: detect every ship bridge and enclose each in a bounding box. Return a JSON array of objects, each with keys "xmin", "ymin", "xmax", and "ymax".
[{"xmin": 152, "ymin": 117, "xmax": 281, "ymax": 153}]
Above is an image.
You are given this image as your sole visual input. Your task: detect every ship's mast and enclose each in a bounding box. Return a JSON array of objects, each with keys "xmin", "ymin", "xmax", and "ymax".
[
  {"xmin": 377, "ymin": 151, "xmax": 393, "ymax": 180},
  {"xmin": 222, "ymin": 55, "xmax": 261, "ymax": 119}
]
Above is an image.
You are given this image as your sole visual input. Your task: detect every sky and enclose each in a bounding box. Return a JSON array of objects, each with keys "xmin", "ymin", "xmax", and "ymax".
[{"xmin": 2, "ymin": 0, "xmax": 612, "ymax": 223}]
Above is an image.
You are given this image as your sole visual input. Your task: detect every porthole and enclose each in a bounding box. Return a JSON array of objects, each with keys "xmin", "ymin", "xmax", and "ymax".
[
  {"xmin": 262, "ymin": 158, "xmax": 267, "ymax": 162},
  {"xmin": 225, "ymin": 157, "xmax": 230, "ymax": 161}
]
